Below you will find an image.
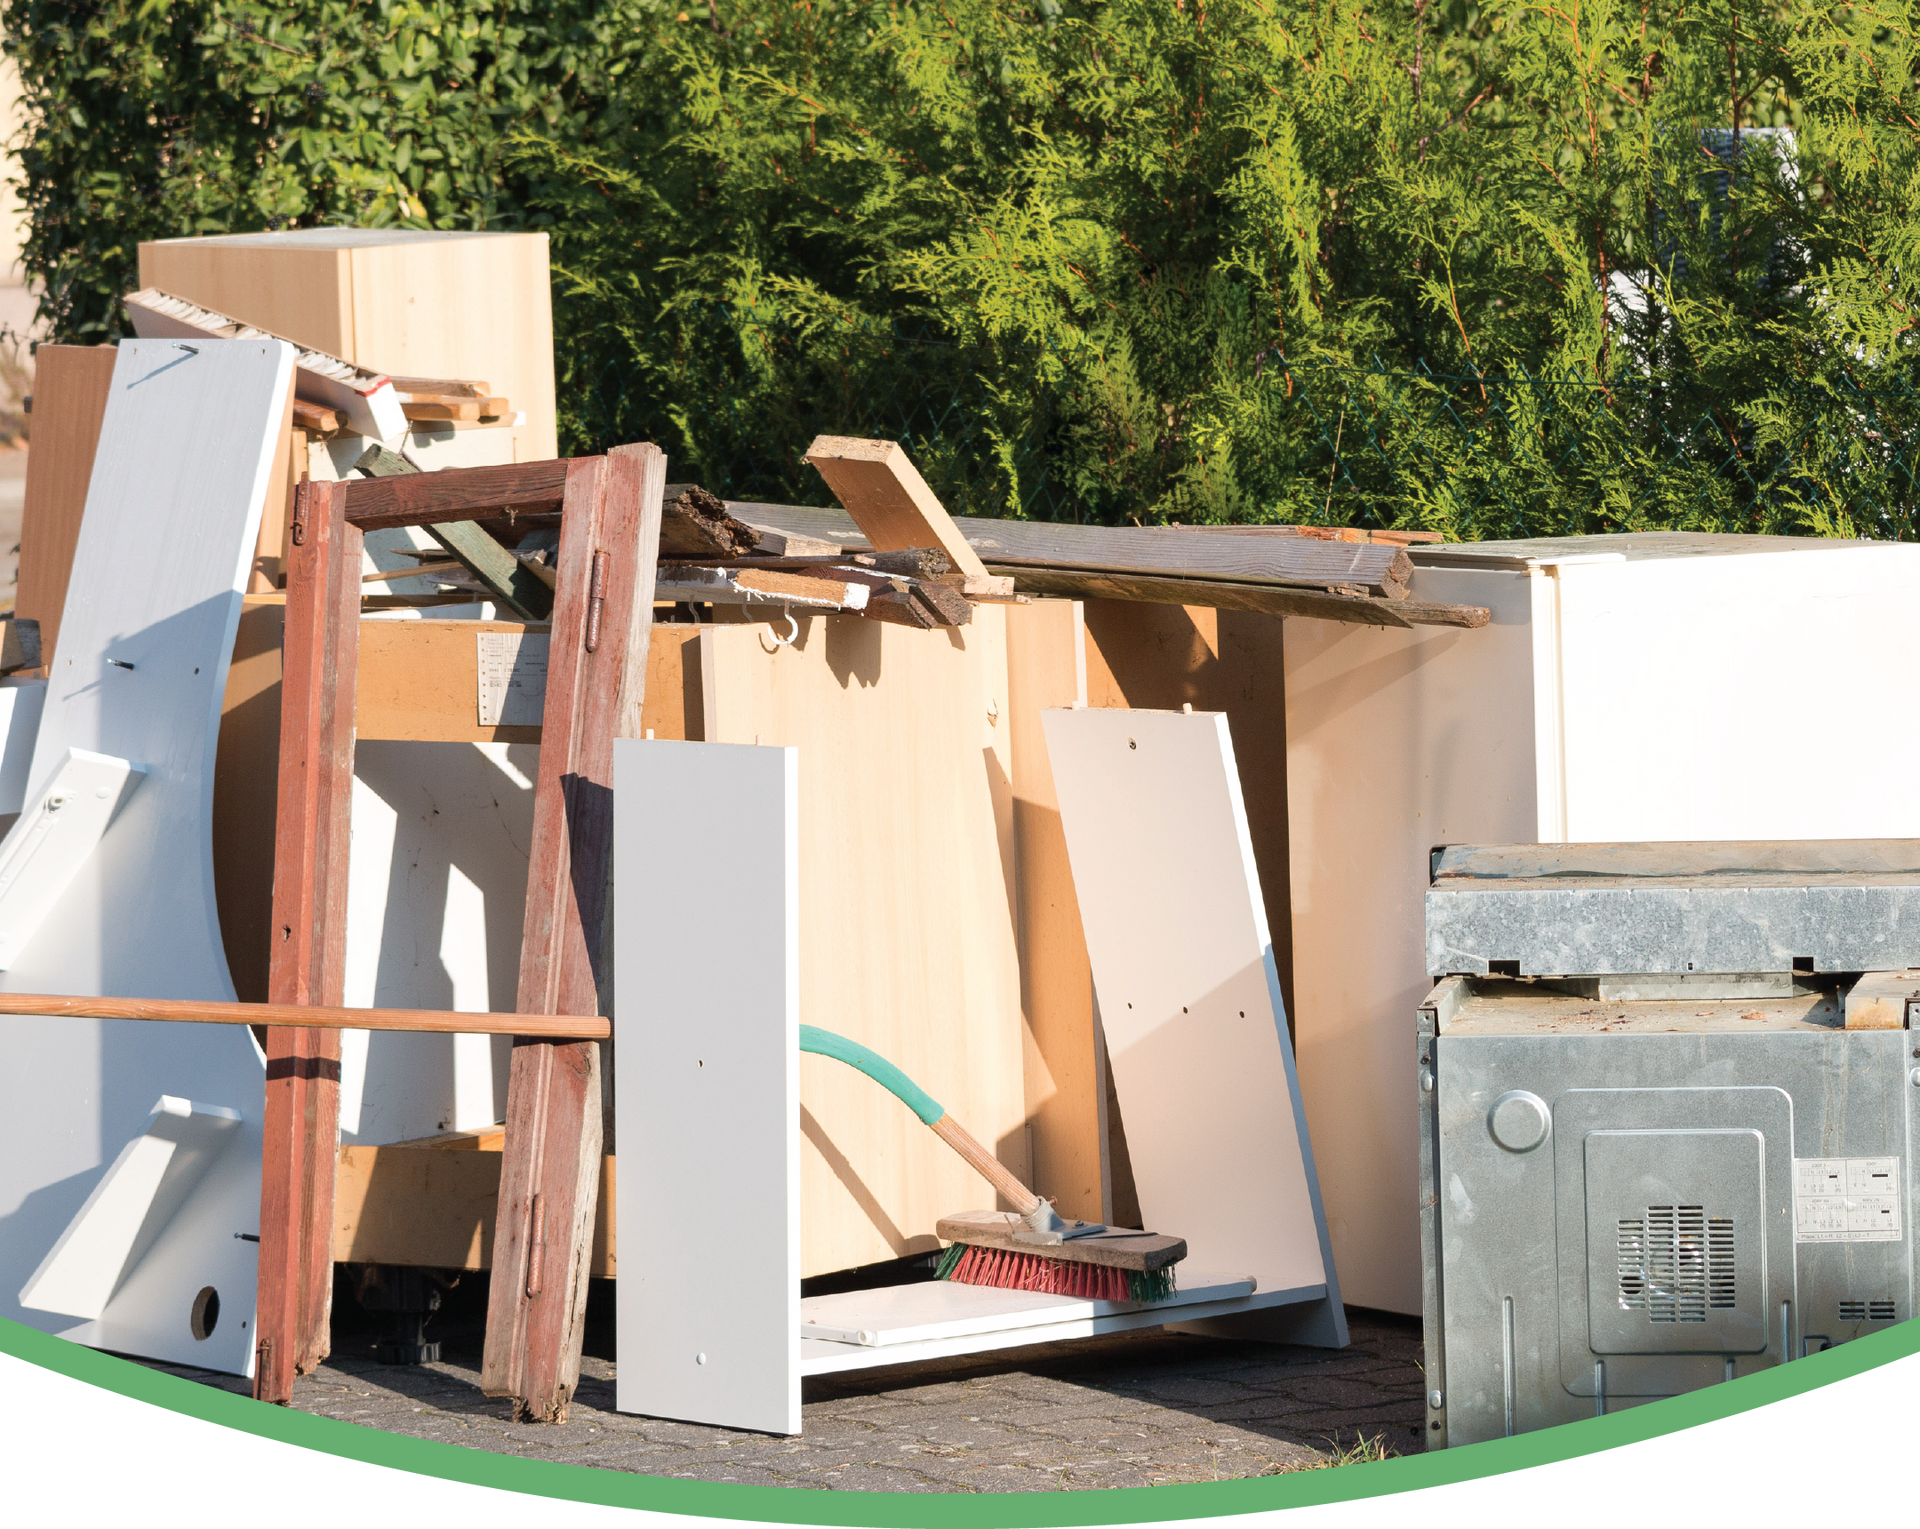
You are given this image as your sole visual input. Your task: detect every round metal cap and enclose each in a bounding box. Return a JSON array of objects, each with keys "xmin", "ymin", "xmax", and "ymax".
[{"xmin": 1487, "ymin": 1090, "xmax": 1551, "ymax": 1153}]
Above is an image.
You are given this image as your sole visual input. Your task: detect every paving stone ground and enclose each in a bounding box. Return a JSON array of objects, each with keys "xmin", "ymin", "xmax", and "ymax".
[{"xmin": 146, "ymin": 1282, "xmax": 1426, "ymax": 1492}]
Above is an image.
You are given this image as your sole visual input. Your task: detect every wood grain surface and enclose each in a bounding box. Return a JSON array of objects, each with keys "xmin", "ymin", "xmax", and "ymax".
[
  {"xmin": 340, "ymin": 459, "xmax": 574, "ymax": 531},
  {"xmin": 0, "ymin": 992, "xmax": 606, "ymax": 1037}
]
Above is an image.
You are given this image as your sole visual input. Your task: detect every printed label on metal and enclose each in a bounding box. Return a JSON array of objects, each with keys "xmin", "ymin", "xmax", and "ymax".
[{"xmin": 1794, "ymin": 1157, "xmax": 1902, "ymax": 1243}]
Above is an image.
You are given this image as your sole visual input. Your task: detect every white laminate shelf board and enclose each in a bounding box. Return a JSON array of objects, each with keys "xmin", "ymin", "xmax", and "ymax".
[
  {"xmin": 798, "ymin": 1284, "xmax": 1329, "ymax": 1376},
  {"xmin": 799, "ymin": 1270, "xmax": 1255, "ymax": 1346}
]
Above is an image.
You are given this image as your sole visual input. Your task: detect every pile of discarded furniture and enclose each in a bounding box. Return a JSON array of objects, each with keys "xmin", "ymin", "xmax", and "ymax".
[{"xmin": 3, "ymin": 227, "xmax": 1918, "ymax": 1443}]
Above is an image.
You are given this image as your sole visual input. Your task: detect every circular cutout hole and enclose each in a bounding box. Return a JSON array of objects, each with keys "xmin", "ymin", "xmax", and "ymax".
[{"xmin": 190, "ymin": 1285, "xmax": 220, "ymax": 1341}]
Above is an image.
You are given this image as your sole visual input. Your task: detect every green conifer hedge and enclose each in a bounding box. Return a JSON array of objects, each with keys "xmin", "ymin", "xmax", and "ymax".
[{"xmin": 9, "ymin": 1, "xmax": 1920, "ymax": 535}]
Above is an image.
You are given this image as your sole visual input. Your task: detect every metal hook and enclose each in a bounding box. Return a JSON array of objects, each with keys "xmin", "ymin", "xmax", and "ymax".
[{"xmin": 766, "ymin": 608, "xmax": 799, "ymax": 647}]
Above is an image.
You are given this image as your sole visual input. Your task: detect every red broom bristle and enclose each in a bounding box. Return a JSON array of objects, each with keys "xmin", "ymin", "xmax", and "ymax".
[{"xmin": 946, "ymin": 1243, "xmax": 1132, "ymax": 1301}]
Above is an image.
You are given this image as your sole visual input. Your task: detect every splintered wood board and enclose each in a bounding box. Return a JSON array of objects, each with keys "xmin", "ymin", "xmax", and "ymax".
[
  {"xmin": 1041, "ymin": 707, "xmax": 1341, "ymax": 1317},
  {"xmin": 0, "ymin": 337, "xmax": 294, "ymax": 1376},
  {"xmin": 700, "ymin": 614, "xmax": 1027, "ymax": 1279},
  {"xmin": 140, "ymin": 229, "xmax": 558, "ymax": 463},
  {"xmin": 615, "ymin": 738, "xmax": 799, "ymax": 1435}
]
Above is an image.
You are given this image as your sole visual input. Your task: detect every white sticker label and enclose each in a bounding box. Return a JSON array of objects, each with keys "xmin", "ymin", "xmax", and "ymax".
[
  {"xmin": 1794, "ymin": 1157, "xmax": 1903, "ymax": 1243},
  {"xmin": 477, "ymin": 632, "xmax": 549, "ymax": 727}
]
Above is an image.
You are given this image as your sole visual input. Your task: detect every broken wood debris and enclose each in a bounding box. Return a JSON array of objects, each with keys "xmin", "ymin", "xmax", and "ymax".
[
  {"xmin": 353, "ymin": 446, "xmax": 554, "ymax": 621},
  {"xmin": 123, "ymin": 287, "xmax": 408, "ymax": 442},
  {"xmin": 388, "ymin": 376, "xmax": 513, "ymax": 422}
]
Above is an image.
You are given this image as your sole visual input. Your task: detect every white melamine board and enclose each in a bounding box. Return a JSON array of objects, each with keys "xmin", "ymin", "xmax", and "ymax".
[
  {"xmin": 1549, "ymin": 544, "xmax": 1920, "ymax": 840},
  {"xmin": 615, "ymin": 738, "xmax": 799, "ymax": 1436},
  {"xmin": 1041, "ymin": 707, "xmax": 1344, "ymax": 1338},
  {"xmin": 797, "ymin": 1281, "xmax": 1329, "ymax": 1376},
  {"xmin": 0, "ymin": 679, "xmax": 48, "ymax": 814},
  {"xmin": 1283, "ymin": 565, "xmax": 1539, "ymax": 1314},
  {"xmin": 337, "ymin": 741, "xmax": 535, "ymax": 1143},
  {"xmin": 0, "ymin": 749, "xmax": 146, "ymax": 970},
  {"xmin": 799, "ymin": 1271, "xmax": 1255, "ymax": 1346},
  {"xmin": 20, "ymin": 1098, "xmax": 241, "ymax": 1320},
  {"xmin": 0, "ymin": 338, "xmax": 294, "ymax": 1375}
]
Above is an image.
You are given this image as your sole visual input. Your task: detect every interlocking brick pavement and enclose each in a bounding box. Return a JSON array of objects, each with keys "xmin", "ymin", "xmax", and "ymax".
[{"xmin": 144, "ymin": 1284, "xmax": 1425, "ymax": 1492}]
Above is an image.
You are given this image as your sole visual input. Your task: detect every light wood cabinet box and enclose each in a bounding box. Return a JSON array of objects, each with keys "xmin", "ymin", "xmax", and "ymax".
[{"xmin": 137, "ymin": 228, "xmax": 558, "ymax": 463}]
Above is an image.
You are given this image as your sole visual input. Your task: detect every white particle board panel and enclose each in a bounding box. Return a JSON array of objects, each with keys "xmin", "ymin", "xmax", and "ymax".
[
  {"xmin": 336, "ymin": 741, "xmax": 536, "ymax": 1144},
  {"xmin": 797, "ymin": 1281, "xmax": 1330, "ymax": 1376},
  {"xmin": 1041, "ymin": 706, "xmax": 1345, "ymax": 1344},
  {"xmin": 799, "ymin": 1271, "xmax": 1255, "ymax": 1346},
  {"xmin": 615, "ymin": 738, "xmax": 799, "ymax": 1436},
  {"xmin": 0, "ymin": 337, "xmax": 294, "ymax": 1375},
  {"xmin": 19, "ymin": 1097, "xmax": 241, "ymax": 1320}
]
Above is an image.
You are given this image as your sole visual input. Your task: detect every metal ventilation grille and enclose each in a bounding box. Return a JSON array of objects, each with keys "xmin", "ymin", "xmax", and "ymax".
[
  {"xmin": 1839, "ymin": 1300, "xmax": 1865, "ymax": 1321},
  {"xmin": 1872, "ymin": 1300, "xmax": 1897, "ymax": 1321},
  {"xmin": 1842, "ymin": 1300, "xmax": 1899, "ymax": 1322},
  {"xmin": 1618, "ymin": 1207, "xmax": 1735, "ymax": 1321}
]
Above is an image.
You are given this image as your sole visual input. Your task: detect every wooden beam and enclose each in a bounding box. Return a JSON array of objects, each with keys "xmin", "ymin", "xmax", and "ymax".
[
  {"xmin": 351, "ymin": 445, "xmax": 553, "ymax": 619},
  {"xmin": 483, "ymin": 443, "xmax": 666, "ymax": 1424},
  {"xmin": 339, "ymin": 459, "xmax": 577, "ymax": 531},
  {"xmin": 998, "ymin": 566, "xmax": 1488, "ymax": 628},
  {"xmin": 0, "ymin": 992, "xmax": 608, "ymax": 1037},
  {"xmin": 257, "ymin": 478, "xmax": 360, "ymax": 1404},
  {"xmin": 804, "ymin": 436, "xmax": 991, "ymax": 580}
]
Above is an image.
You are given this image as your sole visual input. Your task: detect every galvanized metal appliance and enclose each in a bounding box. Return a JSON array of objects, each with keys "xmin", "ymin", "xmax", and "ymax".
[{"xmin": 1418, "ymin": 840, "xmax": 1920, "ymax": 1446}]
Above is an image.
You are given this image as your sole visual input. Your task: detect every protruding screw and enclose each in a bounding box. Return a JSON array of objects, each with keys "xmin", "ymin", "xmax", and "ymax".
[{"xmin": 1429, "ymin": 1390, "xmax": 1444, "ymax": 1409}]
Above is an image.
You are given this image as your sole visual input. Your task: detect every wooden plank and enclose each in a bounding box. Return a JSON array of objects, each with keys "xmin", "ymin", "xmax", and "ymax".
[
  {"xmin": 0, "ymin": 992, "xmax": 606, "ymax": 1036},
  {"xmin": 16, "ymin": 345, "xmax": 116, "ymax": 663},
  {"xmin": 352, "ymin": 445, "xmax": 551, "ymax": 619},
  {"xmin": 737, "ymin": 496, "xmax": 1414, "ymax": 596},
  {"xmin": 339, "ymin": 459, "xmax": 574, "ymax": 531},
  {"xmin": 1005, "ymin": 600, "xmax": 1106, "ymax": 1225},
  {"xmin": 1001, "ymin": 567, "xmax": 1487, "ymax": 627},
  {"xmin": 701, "ymin": 613, "xmax": 1027, "ymax": 1279},
  {"xmin": 483, "ymin": 444, "xmax": 666, "ymax": 1424},
  {"xmin": 258, "ymin": 478, "xmax": 361, "ymax": 1404},
  {"xmin": 804, "ymin": 436, "xmax": 991, "ymax": 580},
  {"xmin": 1041, "ymin": 706, "xmax": 1346, "ymax": 1344},
  {"xmin": 1170, "ymin": 524, "xmax": 1444, "ymax": 546},
  {"xmin": 333, "ymin": 1144, "xmax": 614, "ymax": 1276},
  {"xmin": 1844, "ymin": 971, "xmax": 1919, "ymax": 1030},
  {"xmin": 616, "ymin": 738, "xmax": 799, "ymax": 1435}
]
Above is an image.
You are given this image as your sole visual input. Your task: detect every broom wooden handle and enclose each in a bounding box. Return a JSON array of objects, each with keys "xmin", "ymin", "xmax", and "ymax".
[
  {"xmin": 929, "ymin": 1112, "xmax": 1042, "ymax": 1217},
  {"xmin": 0, "ymin": 992, "xmax": 608, "ymax": 1040}
]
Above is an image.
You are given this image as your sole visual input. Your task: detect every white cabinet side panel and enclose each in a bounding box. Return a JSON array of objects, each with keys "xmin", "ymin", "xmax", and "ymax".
[
  {"xmin": 1042, "ymin": 707, "xmax": 1334, "ymax": 1301},
  {"xmin": 0, "ymin": 338, "xmax": 294, "ymax": 1374},
  {"xmin": 615, "ymin": 739, "xmax": 799, "ymax": 1435},
  {"xmin": 339, "ymin": 740, "xmax": 536, "ymax": 1142},
  {"xmin": 1555, "ymin": 545, "xmax": 1920, "ymax": 841},
  {"xmin": 1283, "ymin": 566, "xmax": 1539, "ymax": 1313}
]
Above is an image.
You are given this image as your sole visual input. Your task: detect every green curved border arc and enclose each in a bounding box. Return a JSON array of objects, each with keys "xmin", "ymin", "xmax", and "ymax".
[{"xmin": 3, "ymin": 1315, "xmax": 1916, "ymax": 1524}]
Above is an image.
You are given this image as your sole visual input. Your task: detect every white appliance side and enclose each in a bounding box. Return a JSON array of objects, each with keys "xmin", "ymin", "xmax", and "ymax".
[
  {"xmin": 1282, "ymin": 566, "xmax": 1541, "ymax": 1314},
  {"xmin": 0, "ymin": 338, "xmax": 293, "ymax": 1374},
  {"xmin": 614, "ymin": 738, "xmax": 800, "ymax": 1435},
  {"xmin": 1553, "ymin": 544, "xmax": 1920, "ymax": 841}
]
